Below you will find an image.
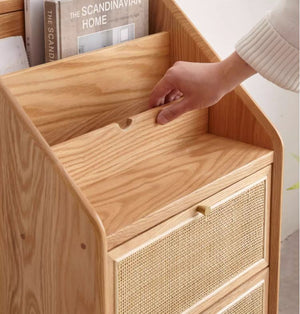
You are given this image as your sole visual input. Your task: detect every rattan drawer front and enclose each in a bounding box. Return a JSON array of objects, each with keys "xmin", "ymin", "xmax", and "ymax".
[
  {"xmin": 109, "ymin": 169, "xmax": 271, "ymax": 314},
  {"xmin": 221, "ymin": 283, "xmax": 264, "ymax": 314},
  {"xmin": 204, "ymin": 269, "xmax": 269, "ymax": 314}
]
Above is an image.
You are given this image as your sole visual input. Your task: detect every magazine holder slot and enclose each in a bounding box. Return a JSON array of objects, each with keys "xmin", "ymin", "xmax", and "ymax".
[{"xmin": 2, "ymin": 32, "xmax": 170, "ymax": 145}]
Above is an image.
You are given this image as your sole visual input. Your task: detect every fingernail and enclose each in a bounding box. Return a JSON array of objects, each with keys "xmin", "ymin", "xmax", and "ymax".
[
  {"xmin": 155, "ymin": 98, "xmax": 162, "ymax": 107},
  {"xmin": 157, "ymin": 112, "xmax": 168, "ymax": 125}
]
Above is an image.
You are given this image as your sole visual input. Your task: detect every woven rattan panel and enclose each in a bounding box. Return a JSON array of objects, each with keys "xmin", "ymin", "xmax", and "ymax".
[
  {"xmin": 221, "ymin": 282, "xmax": 264, "ymax": 313},
  {"xmin": 115, "ymin": 181, "xmax": 266, "ymax": 313}
]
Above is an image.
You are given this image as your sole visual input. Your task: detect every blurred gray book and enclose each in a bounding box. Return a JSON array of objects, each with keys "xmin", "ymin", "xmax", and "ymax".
[
  {"xmin": 0, "ymin": 36, "xmax": 29, "ymax": 75},
  {"xmin": 44, "ymin": 0, "xmax": 149, "ymax": 62},
  {"xmin": 25, "ymin": 0, "xmax": 45, "ymax": 66}
]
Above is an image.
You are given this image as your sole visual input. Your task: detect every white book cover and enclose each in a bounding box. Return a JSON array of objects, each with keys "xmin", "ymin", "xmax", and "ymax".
[
  {"xmin": 25, "ymin": 0, "xmax": 45, "ymax": 66},
  {"xmin": 44, "ymin": 0, "xmax": 148, "ymax": 61},
  {"xmin": 0, "ymin": 36, "xmax": 29, "ymax": 75}
]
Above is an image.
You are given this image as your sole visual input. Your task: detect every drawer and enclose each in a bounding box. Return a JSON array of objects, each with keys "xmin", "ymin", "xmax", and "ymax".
[
  {"xmin": 108, "ymin": 166, "xmax": 271, "ymax": 313},
  {"xmin": 203, "ymin": 269, "xmax": 269, "ymax": 314}
]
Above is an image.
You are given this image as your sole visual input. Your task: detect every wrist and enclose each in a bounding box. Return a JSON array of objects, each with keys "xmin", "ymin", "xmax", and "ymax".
[{"xmin": 218, "ymin": 52, "xmax": 257, "ymax": 95}]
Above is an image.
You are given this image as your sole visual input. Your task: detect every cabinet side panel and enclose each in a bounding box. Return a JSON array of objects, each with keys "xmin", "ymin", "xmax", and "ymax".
[
  {"xmin": 0, "ymin": 83, "xmax": 106, "ymax": 313},
  {"xmin": 150, "ymin": 0, "xmax": 218, "ymax": 64},
  {"xmin": 209, "ymin": 88, "xmax": 275, "ymax": 150},
  {"xmin": 150, "ymin": 3, "xmax": 283, "ymax": 311}
]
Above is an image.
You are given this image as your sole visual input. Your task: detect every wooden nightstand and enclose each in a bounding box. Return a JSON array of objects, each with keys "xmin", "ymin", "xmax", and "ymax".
[{"xmin": 0, "ymin": 0, "xmax": 283, "ymax": 313}]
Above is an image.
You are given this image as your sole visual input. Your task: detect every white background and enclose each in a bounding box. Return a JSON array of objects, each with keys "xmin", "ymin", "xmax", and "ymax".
[{"xmin": 175, "ymin": 0, "xmax": 299, "ymax": 240}]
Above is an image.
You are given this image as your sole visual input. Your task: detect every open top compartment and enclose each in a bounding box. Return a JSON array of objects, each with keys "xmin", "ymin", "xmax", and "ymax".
[
  {"xmin": 2, "ymin": 32, "xmax": 171, "ymax": 145},
  {"xmin": 51, "ymin": 104, "xmax": 273, "ymax": 248},
  {"xmin": 1, "ymin": 4, "xmax": 277, "ymax": 248}
]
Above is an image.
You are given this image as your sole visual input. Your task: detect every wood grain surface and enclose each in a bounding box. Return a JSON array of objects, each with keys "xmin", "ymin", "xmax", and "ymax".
[
  {"xmin": 53, "ymin": 105, "xmax": 273, "ymax": 248},
  {"xmin": 52, "ymin": 103, "xmax": 208, "ymax": 184},
  {"xmin": 268, "ymin": 143, "xmax": 284, "ymax": 314},
  {"xmin": 106, "ymin": 147, "xmax": 273, "ymax": 250},
  {"xmin": 2, "ymin": 32, "xmax": 170, "ymax": 146},
  {"xmin": 0, "ymin": 10, "xmax": 24, "ymax": 39},
  {"xmin": 209, "ymin": 88, "xmax": 274, "ymax": 149},
  {"xmin": 109, "ymin": 166, "xmax": 272, "ymax": 259},
  {"xmin": 150, "ymin": 1, "xmax": 283, "ymax": 312},
  {"xmin": 0, "ymin": 0, "xmax": 23, "ymax": 14},
  {"xmin": 0, "ymin": 80, "xmax": 108, "ymax": 313},
  {"xmin": 150, "ymin": 0, "xmax": 219, "ymax": 65},
  {"xmin": 150, "ymin": 0, "xmax": 274, "ymax": 150},
  {"xmin": 108, "ymin": 167, "xmax": 271, "ymax": 313},
  {"xmin": 0, "ymin": 0, "xmax": 283, "ymax": 312}
]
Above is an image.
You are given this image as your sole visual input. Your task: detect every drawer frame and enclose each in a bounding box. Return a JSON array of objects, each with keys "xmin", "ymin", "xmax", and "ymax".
[
  {"xmin": 203, "ymin": 269, "xmax": 269, "ymax": 314},
  {"xmin": 108, "ymin": 166, "xmax": 271, "ymax": 313}
]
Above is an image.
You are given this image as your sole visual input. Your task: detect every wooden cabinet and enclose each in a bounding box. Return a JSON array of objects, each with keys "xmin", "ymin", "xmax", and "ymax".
[{"xmin": 0, "ymin": 0, "xmax": 283, "ymax": 313}]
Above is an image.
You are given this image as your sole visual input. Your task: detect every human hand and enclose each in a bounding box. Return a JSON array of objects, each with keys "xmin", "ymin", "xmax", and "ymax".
[{"xmin": 149, "ymin": 52, "xmax": 256, "ymax": 124}]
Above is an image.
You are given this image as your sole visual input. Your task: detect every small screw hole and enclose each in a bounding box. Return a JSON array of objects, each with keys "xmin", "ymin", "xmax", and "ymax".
[
  {"xmin": 20, "ymin": 234, "xmax": 25, "ymax": 240},
  {"xmin": 81, "ymin": 243, "xmax": 86, "ymax": 250}
]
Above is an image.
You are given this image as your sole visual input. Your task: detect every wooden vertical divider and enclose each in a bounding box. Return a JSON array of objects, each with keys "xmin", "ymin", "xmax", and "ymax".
[{"xmin": 2, "ymin": 32, "xmax": 170, "ymax": 146}]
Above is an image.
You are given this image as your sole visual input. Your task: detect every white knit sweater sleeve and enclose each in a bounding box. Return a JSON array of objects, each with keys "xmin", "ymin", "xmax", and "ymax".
[{"xmin": 235, "ymin": 0, "xmax": 299, "ymax": 92}]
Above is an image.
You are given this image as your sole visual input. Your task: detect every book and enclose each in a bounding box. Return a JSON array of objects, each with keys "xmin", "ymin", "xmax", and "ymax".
[
  {"xmin": 24, "ymin": 0, "xmax": 45, "ymax": 66},
  {"xmin": 0, "ymin": 36, "xmax": 29, "ymax": 75},
  {"xmin": 44, "ymin": 0, "xmax": 149, "ymax": 62}
]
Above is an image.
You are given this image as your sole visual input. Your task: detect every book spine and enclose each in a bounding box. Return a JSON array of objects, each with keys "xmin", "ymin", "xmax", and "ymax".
[
  {"xmin": 44, "ymin": 1, "xmax": 60, "ymax": 62},
  {"xmin": 24, "ymin": 0, "xmax": 32, "ymax": 66}
]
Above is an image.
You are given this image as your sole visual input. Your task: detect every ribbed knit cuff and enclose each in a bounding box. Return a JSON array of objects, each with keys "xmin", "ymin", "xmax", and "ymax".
[{"xmin": 235, "ymin": 15, "xmax": 299, "ymax": 92}]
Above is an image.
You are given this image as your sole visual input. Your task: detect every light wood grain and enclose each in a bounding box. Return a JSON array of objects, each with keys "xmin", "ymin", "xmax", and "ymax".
[
  {"xmin": 217, "ymin": 86, "xmax": 283, "ymax": 314},
  {"xmin": 268, "ymin": 148, "xmax": 284, "ymax": 314},
  {"xmin": 107, "ymin": 254, "xmax": 116, "ymax": 314},
  {"xmin": 0, "ymin": 0, "xmax": 283, "ymax": 311},
  {"xmin": 150, "ymin": 0, "xmax": 273, "ymax": 150},
  {"xmin": 109, "ymin": 166, "xmax": 271, "ymax": 258},
  {"xmin": 0, "ymin": 10, "xmax": 24, "ymax": 39},
  {"xmin": 0, "ymin": 80, "xmax": 108, "ymax": 313},
  {"xmin": 202, "ymin": 269, "xmax": 269, "ymax": 314},
  {"xmin": 53, "ymin": 105, "xmax": 273, "ymax": 249},
  {"xmin": 0, "ymin": 0, "xmax": 23, "ymax": 14},
  {"xmin": 2, "ymin": 32, "xmax": 170, "ymax": 146},
  {"xmin": 109, "ymin": 167, "xmax": 271, "ymax": 313},
  {"xmin": 52, "ymin": 103, "xmax": 208, "ymax": 185},
  {"xmin": 150, "ymin": 1, "xmax": 283, "ymax": 312},
  {"xmin": 150, "ymin": 0, "xmax": 219, "ymax": 64},
  {"xmin": 106, "ymin": 149, "xmax": 272, "ymax": 250},
  {"xmin": 209, "ymin": 87, "xmax": 275, "ymax": 149}
]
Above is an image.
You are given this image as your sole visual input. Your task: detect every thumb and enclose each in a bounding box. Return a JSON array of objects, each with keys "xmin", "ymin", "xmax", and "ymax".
[{"xmin": 157, "ymin": 98, "xmax": 191, "ymax": 125}]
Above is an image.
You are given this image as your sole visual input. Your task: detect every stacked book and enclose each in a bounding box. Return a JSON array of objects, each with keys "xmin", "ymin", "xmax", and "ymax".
[{"xmin": 24, "ymin": 0, "xmax": 148, "ymax": 65}]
